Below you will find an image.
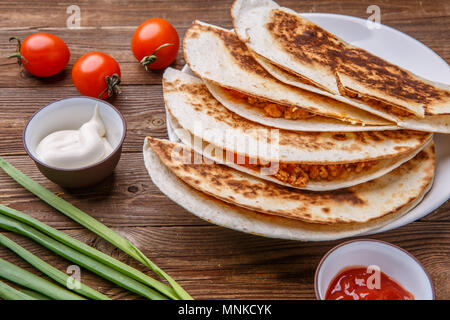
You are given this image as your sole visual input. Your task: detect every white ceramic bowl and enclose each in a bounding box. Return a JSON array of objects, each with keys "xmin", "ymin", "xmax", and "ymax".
[
  {"xmin": 314, "ymin": 239, "xmax": 434, "ymax": 300},
  {"xmin": 23, "ymin": 96, "xmax": 126, "ymax": 188}
]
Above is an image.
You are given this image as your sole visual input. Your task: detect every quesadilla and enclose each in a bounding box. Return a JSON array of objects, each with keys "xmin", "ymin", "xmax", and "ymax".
[
  {"xmin": 232, "ymin": 0, "xmax": 450, "ymax": 133},
  {"xmin": 168, "ymin": 111, "xmax": 427, "ymax": 191},
  {"xmin": 144, "ymin": 158, "xmax": 416, "ymax": 242},
  {"xmin": 144, "ymin": 137, "xmax": 435, "ymax": 224},
  {"xmin": 163, "ymin": 68, "xmax": 432, "ymax": 190},
  {"xmin": 183, "ymin": 20, "xmax": 393, "ymax": 127},
  {"xmin": 204, "ymin": 76, "xmax": 398, "ymax": 132},
  {"xmin": 143, "ymin": 137, "xmax": 434, "ymax": 240}
]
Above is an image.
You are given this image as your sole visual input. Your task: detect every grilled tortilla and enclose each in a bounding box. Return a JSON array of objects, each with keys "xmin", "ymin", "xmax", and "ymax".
[
  {"xmin": 143, "ymin": 138, "xmax": 434, "ymax": 240},
  {"xmin": 163, "ymin": 68, "xmax": 432, "ymax": 190},
  {"xmin": 144, "ymin": 137, "xmax": 435, "ymax": 224},
  {"xmin": 232, "ymin": 0, "xmax": 450, "ymax": 131},
  {"xmin": 204, "ymin": 75, "xmax": 398, "ymax": 132},
  {"xmin": 251, "ymin": 53, "xmax": 450, "ymax": 133},
  {"xmin": 183, "ymin": 20, "xmax": 392, "ymax": 126},
  {"xmin": 168, "ymin": 111, "xmax": 428, "ymax": 191}
]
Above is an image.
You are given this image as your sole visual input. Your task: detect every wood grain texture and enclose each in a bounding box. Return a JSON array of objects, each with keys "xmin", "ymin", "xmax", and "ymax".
[
  {"xmin": 0, "ymin": 0, "xmax": 448, "ymax": 300},
  {"xmin": 0, "ymin": 222, "xmax": 449, "ymax": 299}
]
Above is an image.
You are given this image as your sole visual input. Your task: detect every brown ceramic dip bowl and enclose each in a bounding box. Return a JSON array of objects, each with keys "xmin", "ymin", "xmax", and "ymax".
[{"xmin": 23, "ymin": 96, "xmax": 126, "ymax": 188}]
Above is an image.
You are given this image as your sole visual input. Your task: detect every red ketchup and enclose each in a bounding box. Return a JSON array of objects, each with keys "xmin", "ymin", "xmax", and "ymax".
[{"xmin": 325, "ymin": 266, "xmax": 414, "ymax": 300}]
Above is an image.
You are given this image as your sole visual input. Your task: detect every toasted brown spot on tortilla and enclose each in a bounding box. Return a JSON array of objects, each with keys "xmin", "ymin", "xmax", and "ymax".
[
  {"xmin": 333, "ymin": 133, "xmax": 347, "ymax": 141},
  {"xmin": 328, "ymin": 188, "xmax": 365, "ymax": 205},
  {"xmin": 211, "ymin": 176, "xmax": 223, "ymax": 186},
  {"xmin": 338, "ymin": 47, "xmax": 450, "ymax": 106},
  {"xmin": 189, "ymin": 31, "xmax": 199, "ymax": 38},
  {"xmin": 267, "ymin": 10, "xmax": 343, "ymax": 73},
  {"xmin": 366, "ymin": 131, "xmax": 382, "ymax": 142},
  {"xmin": 377, "ymin": 130, "xmax": 429, "ymax": 143},
  {"xmin": 353, "ymin": 132, "xmax": 367, "ymax": 144}
]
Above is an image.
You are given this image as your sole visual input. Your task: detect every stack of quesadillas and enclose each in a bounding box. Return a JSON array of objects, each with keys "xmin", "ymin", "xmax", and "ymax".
[
  {"xmin": 231, "ymin": 0, "xmax": 450, "ymax": 133},
  {"xmin": 143, "ymin": 0, "xmax": 447, "ymax": 240}
]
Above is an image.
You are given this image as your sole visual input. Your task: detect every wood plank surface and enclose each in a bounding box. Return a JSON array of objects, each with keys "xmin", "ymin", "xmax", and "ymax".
[
  {"xmin": 0, "ymin": 0, "xmax": 448, "ymax": 300},
  {"xmin": 0, "ymin": 223, "xmax": 449, "ymax": 299}
]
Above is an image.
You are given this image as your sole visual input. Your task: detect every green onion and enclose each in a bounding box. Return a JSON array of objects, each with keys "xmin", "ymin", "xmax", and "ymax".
[
  {"xmin": 0, "ymin": 280, "xmax": 37, "ymax": 300},
  {"xmin": 0, "ymin": 156, "xmax": 191, "ymax": 300},
  {"xmin": 0, "ymin": 258, "xmax": 85, "ymax": 300},
  {"xmin": 0, "ymin": 205, "xmax": 177, "ymax": 300},
  {"xmin": 0, "ymin": 232, "xmax": 109, "ymax": 300},
  {"xmin": 20, "ymin": 289, "xmax": 51, "ymax": 300},
  {"xmin": 0, "ymin": 214, "xmax": 168, "ymax": 300}
]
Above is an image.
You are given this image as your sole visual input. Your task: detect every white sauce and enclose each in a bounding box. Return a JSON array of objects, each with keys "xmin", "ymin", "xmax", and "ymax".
[{"xmin": 36, "ymin": 106, "xmax": 114, "ymax": 169}]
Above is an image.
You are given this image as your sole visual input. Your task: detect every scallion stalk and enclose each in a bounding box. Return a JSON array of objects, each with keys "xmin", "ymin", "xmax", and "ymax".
[
  {"xmin": 0, "ymin": 214, "xmax": 168, "ymax": 300},
  {"xmin": 0, "ymin": 156, "xmax": 191, "ymax": 300},
  {"xmin": 0, "ymin": 204, "xmax": 177, "ymax": 299},
  {"xmin": 20, "ymin": 289, "xmax": 51, "ymax": 300},
  {"xmin": 0, "ymin": 258, "xmax": 85, "ymax": 300},
  {"xmin": 0, "ymin": 232, "xmax": 110, "ymax": 300},
  {"xmin": 0, "ymin": 280, "xmax": 37, "ymax": 300}
]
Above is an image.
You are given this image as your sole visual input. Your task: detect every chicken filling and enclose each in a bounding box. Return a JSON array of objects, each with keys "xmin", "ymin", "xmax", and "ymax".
[
  {"xmin": 340, "ymin": 87, "xmax": 415, "ymax": 118},
  {"xmin": 234, "ymin": 154, "xmax": 377, "ymax": 187},
  {"xmin": 224, "ymin": 88, "xmax": 316, "ymax": 120}
]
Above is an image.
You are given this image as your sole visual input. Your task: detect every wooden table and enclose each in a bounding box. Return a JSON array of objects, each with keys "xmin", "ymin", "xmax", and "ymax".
[{"xmin": 0, "ymin": 0, "xmax": 449, "ymax": 300}]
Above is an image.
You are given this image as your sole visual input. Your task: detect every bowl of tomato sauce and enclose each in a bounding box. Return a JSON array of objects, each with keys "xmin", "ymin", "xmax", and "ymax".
[{"xmin": 315, "ymin": 239, "xmax": 434, "ymax": 300}]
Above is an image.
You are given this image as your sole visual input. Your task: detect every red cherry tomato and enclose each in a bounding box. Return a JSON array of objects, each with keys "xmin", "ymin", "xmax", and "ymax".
[
  {"xmin": 9, "ymin": 33, "xmax": 70, "ymax": 77},
  {"xmin": 72, "ymin": 52, "xmax": 121, "ymax": 99},
  {"xmin": 131, "ymin": 18, "xmax": 179, "ymax": 70}
]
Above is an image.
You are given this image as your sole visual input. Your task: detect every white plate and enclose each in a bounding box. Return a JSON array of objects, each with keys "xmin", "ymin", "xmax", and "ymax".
[{"xmin": 165, "ymin": 13, "xmax": 450, "ymax": 239}]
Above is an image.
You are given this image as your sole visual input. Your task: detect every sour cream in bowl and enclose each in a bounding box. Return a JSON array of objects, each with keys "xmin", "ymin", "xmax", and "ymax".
[{"xmin": 23, "ymin": 97, "xmax": 126, "ymax": 188}]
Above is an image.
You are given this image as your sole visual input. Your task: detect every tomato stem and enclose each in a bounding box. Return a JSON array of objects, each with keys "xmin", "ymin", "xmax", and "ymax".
[
  {"xmin": 98, "ymin": 74, "xmax": 121, "ymax": 99},
  {"xmin": 8, "ymin": 37, "xmax": 28, "ymax": 65},
  {"xmin": 139, "ymin": 43, "xmax": 173, "ymax": 71}
]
